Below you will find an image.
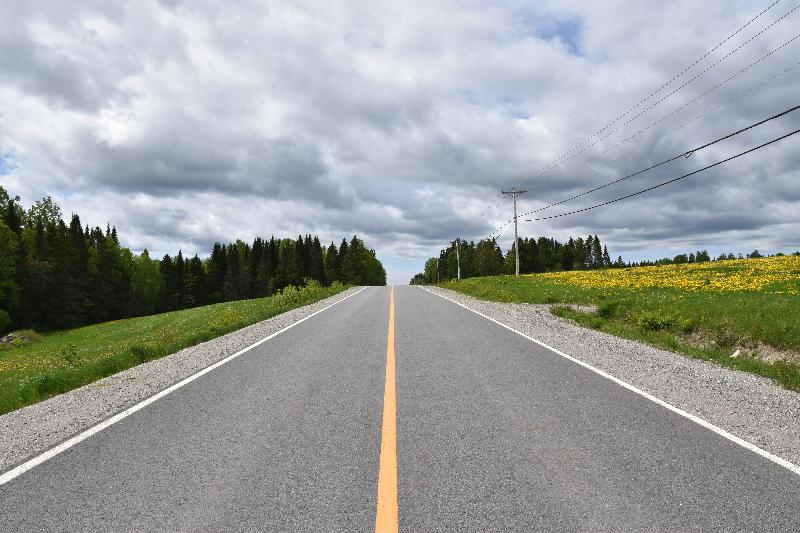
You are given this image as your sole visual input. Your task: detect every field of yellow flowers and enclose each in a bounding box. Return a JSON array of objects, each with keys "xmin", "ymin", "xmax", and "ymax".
[
  {"xmin": 538, "ymin": 256, "xmax": 800, "ymax": 295},
  {"xmin": 443, "ymin": 256, "xmax": 800, "ymax": 393}
]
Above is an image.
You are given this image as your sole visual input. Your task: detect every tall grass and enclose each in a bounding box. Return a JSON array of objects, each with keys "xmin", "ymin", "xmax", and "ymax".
[
  {"xmin": 0, "ymin": 281, "xmax": 347, "ymax": 415},
  {"xmin": 441, "ymin": 263, "xmax": 800, "ymax": 393}
]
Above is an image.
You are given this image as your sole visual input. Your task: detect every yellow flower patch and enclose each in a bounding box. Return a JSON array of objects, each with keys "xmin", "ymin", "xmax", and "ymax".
[{"xmin": 533, "ymin": 256, "xmax": 800, "ymax": 294}]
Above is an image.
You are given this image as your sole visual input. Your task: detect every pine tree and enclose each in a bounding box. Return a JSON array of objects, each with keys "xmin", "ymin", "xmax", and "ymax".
[
  {"xmin": 184, "ymin": 255, "xmax": 207, "ymax": 307},
  {"xmin": 0, "ymin": 221, "xmax": 19, "ymax": 333},
  {"xmin": 592, "ymin": 235, "xmax": 603, "ymax": 269},
  {"xmin": 573, "ymin": 237, "xmax": 586, "ymax": 270},
  {"xmin": 586, "ymin": 235, "xmax": 595, "ymax": 267},
  {"xmin": 561, "ymin": 238, "xmax": 576, "ymax": 271},
  {"xmin": 309, "ymin": 236, "xmax": 325, "ymax": 284},
  {"xmin": 324, "ymin": 242, "xmax": 339, "ymax": 283},
  {"xmin": 131, "ymin": 249, "xmax": 161, "ymax": 316},
  {"xmin": 296, "ymin": 235, "xmax": 308, "ymax": 282},
  {"xmin": 224, "ymin": 243, "xmax": 241, "ymax": 300},
  {"xmin": 340, "ymin": 236, "xmax": 361, "ymax": 284},
  {"xmin": 174, "ymin": 250, "xmax": 186, "ymax": 308},
  {"xmin": 255, "ymin": 248, "xmax": 273, "ymax": 296},
  {"xmin": 157, "ymin": 254, "xmax": 175, "ymax": 312},
  {"xmin": 275, "ymin": 239, "xmax": 297, "ymax": 290},
  {"xmin": 250, "ymin": 237, "xmax": 265, "ymax": 297},
  {"xmin": 235, "ymin": 241, "xmax": 252, "ymax": 299},
  {"xmin": 207, "ymin": 243, "xmax": 227, "ymax": 303}
]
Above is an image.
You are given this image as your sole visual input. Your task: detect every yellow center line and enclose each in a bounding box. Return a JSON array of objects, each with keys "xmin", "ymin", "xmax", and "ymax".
[{"xmin": 375, "ymin": 285, "xmax": 398, "ymax": 533}]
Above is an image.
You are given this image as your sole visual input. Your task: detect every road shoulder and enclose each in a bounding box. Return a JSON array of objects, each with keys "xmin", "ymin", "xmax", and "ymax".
[
  {"xmin": 423, "ymin": 286, "xmax": 800, "ymax": 468},
  {"xmin": 0, "ymin": 287, "xmax": 363, "ymax": 473}
]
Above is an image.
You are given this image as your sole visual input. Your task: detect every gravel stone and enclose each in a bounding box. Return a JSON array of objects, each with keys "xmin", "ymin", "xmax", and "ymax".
[
  {"xmin": 425, "ymin": 286, "xmax": 800, "ymax": 468},
  {"xmin": 0, "ymin": 288, "xmax": 362, "ymax": 473}
]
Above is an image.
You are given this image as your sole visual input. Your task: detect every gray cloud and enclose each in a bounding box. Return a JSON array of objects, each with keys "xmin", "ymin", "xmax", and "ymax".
[{"xmin": 1, "ymin": 0, "xmax": 799, "ymax": 283}]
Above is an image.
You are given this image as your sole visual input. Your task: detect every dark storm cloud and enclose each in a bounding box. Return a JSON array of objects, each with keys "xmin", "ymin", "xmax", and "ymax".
[{"xmin": 1, "ymin": 0, "xmax": 799, "ymax": 283}]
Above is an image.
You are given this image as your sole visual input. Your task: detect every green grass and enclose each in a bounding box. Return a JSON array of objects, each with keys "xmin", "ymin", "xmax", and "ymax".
[
  {"xmin": 0, "ymin": 282, "xmax": 348, "ymax": 415},
  {"xmin": 441, "ymin": 274, "xmax": 800, "ymax": 393}
]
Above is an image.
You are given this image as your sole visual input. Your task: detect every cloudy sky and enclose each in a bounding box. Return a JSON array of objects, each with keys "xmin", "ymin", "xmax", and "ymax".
[{"xmin": 1, "ymin": 0, "xmax": 798, "ymax": 283}]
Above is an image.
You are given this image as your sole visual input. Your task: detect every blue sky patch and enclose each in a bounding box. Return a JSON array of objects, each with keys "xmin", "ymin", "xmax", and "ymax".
[
  {"xmin": 537, "ymin": 17, "xmax": 583, "ymax": 55},
  {"xmin": 512, "ymin": 7, "xmax": 584, "ymax": 56},
  {"xmin": 0, "ymin": 152, "xmax": 17, "ymax": 176}
]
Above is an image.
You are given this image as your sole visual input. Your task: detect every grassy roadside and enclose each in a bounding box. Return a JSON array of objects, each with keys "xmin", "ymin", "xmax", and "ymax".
[
  {"xmin": 0, "ymin": 281, "xmax": 349, "ymax": 415},
  {"xmin": 440, "ymin": 257, "xmax": 800, "ymax": 393}
]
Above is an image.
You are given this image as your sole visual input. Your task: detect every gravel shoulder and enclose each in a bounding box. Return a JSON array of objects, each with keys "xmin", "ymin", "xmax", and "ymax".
[
  {"xmin": 424, "ymin": 286, "xmax": 800, "ymax": 468},
  {"xmin": 0, "ymin": 287, "xmax": 362, "ymax": 473}
]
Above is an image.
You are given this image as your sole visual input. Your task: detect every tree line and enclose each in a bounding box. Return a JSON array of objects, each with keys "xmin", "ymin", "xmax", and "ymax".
[
  {"xmin": 0, "ymin": 187, "xmax": 386, "ymax": 334},
  {"xmin": 630, "ymin": 249, "xmax": 799, "ymax": 267},
  {"xmin": 410, "ymin": 237, "xmax": 800, "ymax": 284},
  {"xmin": 411, "ymin": 234, "xmax": 618, "ymax": 284}
]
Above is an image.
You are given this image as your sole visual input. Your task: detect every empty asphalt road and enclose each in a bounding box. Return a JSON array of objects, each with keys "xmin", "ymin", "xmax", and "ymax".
[{"xmin": 2, "ymin": 286, "xmax": 800, "ymax": 532}]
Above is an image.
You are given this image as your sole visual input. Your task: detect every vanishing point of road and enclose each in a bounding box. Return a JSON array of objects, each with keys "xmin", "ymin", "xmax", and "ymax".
[{"xmin": 2, "ymin": 286, "xmax": 799, "ymax": 532}]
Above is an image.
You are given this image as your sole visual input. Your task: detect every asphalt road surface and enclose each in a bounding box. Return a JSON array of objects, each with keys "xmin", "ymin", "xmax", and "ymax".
[{"xmin": 2, "ymin": 286, "xmax": 799, "ymax": 532}]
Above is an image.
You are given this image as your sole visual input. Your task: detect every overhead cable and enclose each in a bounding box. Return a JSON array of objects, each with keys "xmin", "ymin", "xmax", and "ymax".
[{"xmin": 524, "ymin": 129, "xmax": 800, "ymax": 222}]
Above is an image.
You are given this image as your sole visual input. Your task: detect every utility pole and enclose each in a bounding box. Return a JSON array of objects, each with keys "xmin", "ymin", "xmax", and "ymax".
[
  {"xmin": 455, "ymin": 238, "xmax": 461, "ymax": 281},
  {"xmin": 436, "ymin": 257, "xmax": 440, "ymax": 284},
  {"xmin": 502, "ymin": 188, "xmax": 527, "ymax": 280}
]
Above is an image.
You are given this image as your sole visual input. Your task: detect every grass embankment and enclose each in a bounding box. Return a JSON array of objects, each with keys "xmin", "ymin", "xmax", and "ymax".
[
  {"xmin": 0, "ymin": 281, "xmax": 348, "ymax": 415},
  {"xmin": 441, "ymin": 256, "xmax": 800, "ymax": 393}
]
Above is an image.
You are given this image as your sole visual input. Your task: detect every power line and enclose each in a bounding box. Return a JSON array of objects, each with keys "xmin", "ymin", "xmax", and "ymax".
[
  {"xmin": 484, "ymin": 2, "xmax": 794, "ymax": 229},
  {"xmin": 496, "ymin": 54, "xmax": 800, "ymax": 231},
  {"xmin": 541, "ymin": 5, "xmax": 800, "ymax": 174},
  {"xmin": 478, "ymin": 194, "xmax": 503, "ymax": 218},
  {"xmin": 484, "ymin": 0, "xmax": 784, "ymax": 210},
  {"xmin": 529, "ymin": 105, "xmax": 799, "ymax": 214},
  {"xmin": 582, "ymin": 49, "xmax": 800, "ymax": 175},
  {"xmin": 482, "ymin": 3, "xmax": 798, "ymax": 241},
  {"xmin": 487, "ymin": 105, "xmax": 799, "ymax": 237},
  {"xmin": 476, "ymin": 193, "xmax": 504, "ymax": 220},
  {"xmin": 523, "ymin": 128, "xmax": 800, "ymax": 222},
  {"xmin": 536, "ymin": 0, "xmax": 790, "ymax": 175}
]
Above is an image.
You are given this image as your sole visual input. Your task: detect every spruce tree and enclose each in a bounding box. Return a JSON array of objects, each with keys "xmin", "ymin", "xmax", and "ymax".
[
  {"xmin": 250, "ymin": 237, "xmax": 264, "ymax": 297},
  {"xmin": 0, "ymin": 221, "xmax": 19, "ymax": 333},
  {"xmin": 224, "ymin": 243, "xmax": 241, "ymax": 301},
  {"xmin": 207, "ymin": 243, "xmax": 227, "ymax": 303},
  {"xmin": 592, "ymin": 235, "xmax": 603, "ymax": 269},
  {"xmin": 255, "ymin": 248, "xmax": 273, "ymax": 296},
  {"xmin": 324, "ymin": 242, "xmax": 339, "ymax": 283},
  {"xmin": 184, "ymin": 255, "xmax": 207, "ymax": 307},
  {"xmin": 174, "ymin": 250, "xmax": 186, "ymax": 308},
  {"xmin": 157, "ymin": 254, "xmax": 175, "ymax": 312},
  {"xmin": 309, "ymin": 236, "xmax": 325, "ymax": 284},
  {"xmin": 561, "ymin": 238, "xmax": 576, "ymax": 271},
  {"xmin": 131, "ymin": 250, "xmax": 161, "ymax": 316},
  {"xmin": 574, "ymin": 237, "xmax": 586, "ymax": 270}
]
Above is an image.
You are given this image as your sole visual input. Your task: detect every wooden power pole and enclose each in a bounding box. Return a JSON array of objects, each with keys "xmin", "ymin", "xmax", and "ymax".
[
  {"xmin": 455, "ymin": 238, "xmax": 461, "ymax": 281},
  {"xmin": 502, "ymin": 188, "xmax": 527, "ymax": 280}
]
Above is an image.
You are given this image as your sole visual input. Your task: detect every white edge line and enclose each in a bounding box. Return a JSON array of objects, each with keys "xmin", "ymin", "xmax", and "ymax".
[
  {"xmin": 0, "ymin": 286, "xmax": 369, "ymax": 486},
  {"xmin": 420, "ymin": 286, "xmax": 800, "ymax": 477}
]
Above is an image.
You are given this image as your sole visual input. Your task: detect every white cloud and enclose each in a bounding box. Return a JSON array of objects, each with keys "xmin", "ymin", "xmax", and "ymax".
[{"xmin": 1, "ymin": 0, "xmax": 798, "ymax": 283}]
